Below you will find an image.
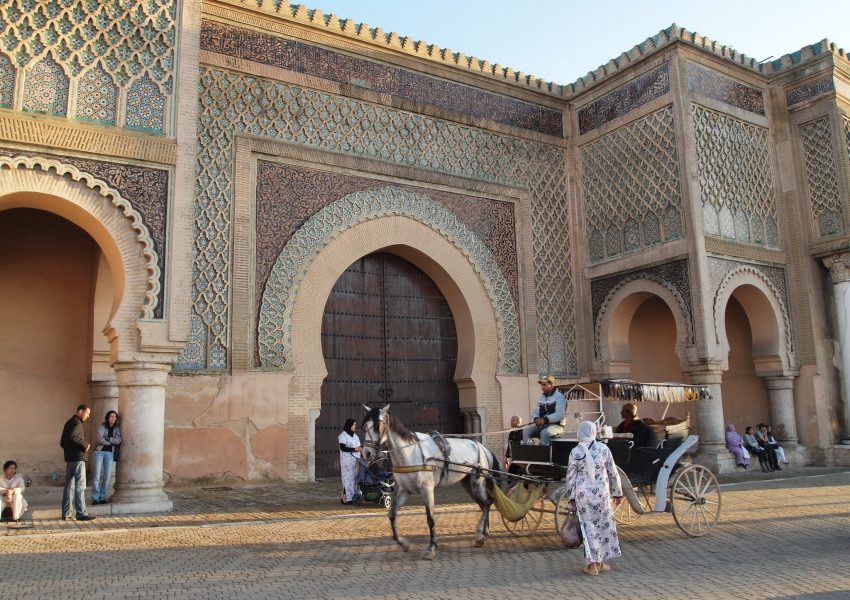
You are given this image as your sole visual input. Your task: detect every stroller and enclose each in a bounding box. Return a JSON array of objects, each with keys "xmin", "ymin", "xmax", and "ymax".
[{"xmin": 353, "ymin": 451, "xmax": 395, "ymax": 509}]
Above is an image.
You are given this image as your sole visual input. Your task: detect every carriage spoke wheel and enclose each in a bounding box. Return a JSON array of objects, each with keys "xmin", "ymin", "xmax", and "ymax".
[
  {"xmin": 500, "ymin": 483, "xmax": 544, "ymax": 537},
  {"xmin": 613, "ymin": 489, "xmax": 648, "ymax": 525},
  {"xmin": 553, "ymin": 487, "xmax": 573, "ymax": 535},
  {"xmin": 670, "ymin": 464, "xmax": 721, "ymax": 537}
]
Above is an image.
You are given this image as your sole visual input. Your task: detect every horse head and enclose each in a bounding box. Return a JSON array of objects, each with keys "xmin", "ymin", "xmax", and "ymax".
[{"xmin": 361, "ymin": 403, "xmax": 390, "ymax": 460}]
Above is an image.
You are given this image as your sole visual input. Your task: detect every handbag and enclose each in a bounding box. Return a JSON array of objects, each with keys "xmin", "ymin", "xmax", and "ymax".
[{"xmin": 559, "ymin": 507, "xmax": 583, "ymax": 548}]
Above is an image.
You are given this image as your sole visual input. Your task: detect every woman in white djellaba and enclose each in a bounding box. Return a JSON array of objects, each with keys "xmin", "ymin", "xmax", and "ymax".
[
  {"xmin": 338, "ymin": 418, "xmax": 362, "ymax": 505},
  {"xmin": 566, "ymin": 421, "xmax": 624, "ymax": 576}
]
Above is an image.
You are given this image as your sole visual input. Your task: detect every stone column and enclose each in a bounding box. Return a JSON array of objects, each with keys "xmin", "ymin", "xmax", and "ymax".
[
  {"xmin": 689, "ymin": 366, "xmax": 736, "ymax": 473},
  {"xmin": 822, "ymin": 253, "xmax": 850, "ymax": 444},
  {"xmin": 764, "ymin": 376, "xmax": 798, "ymax": 443},
  {"xmin": 111, "ymin": 362, "xmax": 173, "ymax": 513}
]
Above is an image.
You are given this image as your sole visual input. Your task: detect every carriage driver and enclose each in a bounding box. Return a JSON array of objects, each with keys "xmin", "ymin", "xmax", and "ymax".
[{"xmin": 523, "ymin": 375, "xmax": 567, "ymax": 445}]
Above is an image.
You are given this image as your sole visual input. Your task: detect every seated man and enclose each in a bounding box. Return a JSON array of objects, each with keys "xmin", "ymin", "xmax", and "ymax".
[
  {"xmin": 523, "ymin": 375, "xmax": 567, "ymax": 445},
  {"xmin": 0, "ymin": 460, "xmax": 28, "ymax": 522},
  {"xmin": 613, "ymin": 403, "xmax": 652, "ymax": 448},
  {"xmin": 505, "ymin": 415, "xmax": 524, "ymax": 473}
]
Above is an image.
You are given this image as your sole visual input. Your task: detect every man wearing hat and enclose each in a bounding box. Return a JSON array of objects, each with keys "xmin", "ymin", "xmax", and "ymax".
[{"xmin": 523, "ymin": 375, "xmax": 567, "ymax": 445}]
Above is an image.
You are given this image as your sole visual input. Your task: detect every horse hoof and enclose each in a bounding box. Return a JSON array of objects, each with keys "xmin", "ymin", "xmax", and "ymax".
[
  {"xmin": 473, "ymin": 539, "xmax": 486, "ymax": 548},
  {"xmin": 399, "ymin": 540, "xmax": 411, "ymax": 552},
  {"xmin": 422, "ymin": 549, "xmax": 436, "ymax": 560}
]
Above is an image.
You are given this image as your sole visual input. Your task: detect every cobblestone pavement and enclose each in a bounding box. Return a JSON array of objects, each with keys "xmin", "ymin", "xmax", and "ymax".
[{"xmin": 2, "ymin": 469, "xmax": 849, "ymax": 599}]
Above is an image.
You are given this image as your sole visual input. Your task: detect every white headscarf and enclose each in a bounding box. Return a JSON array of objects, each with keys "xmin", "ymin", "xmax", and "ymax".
[{"xmin": 577, "ymin": 420, "xmax": 597, "ymax": 476}]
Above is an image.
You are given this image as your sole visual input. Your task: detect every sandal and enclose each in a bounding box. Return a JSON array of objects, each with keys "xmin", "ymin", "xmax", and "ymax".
[
  {"xmin": 598, "ymin": 563, "xmax": 612, "ymax": 572},
  {"xmin": 583, "ymin": 565, "xmax": 599, "ymax": 576}
]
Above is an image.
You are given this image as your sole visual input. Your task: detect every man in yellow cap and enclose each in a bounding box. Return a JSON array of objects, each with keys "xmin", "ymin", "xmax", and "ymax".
[{"xmin": 523, "ymin": 375, "xmax": 567, "ymax": 444}]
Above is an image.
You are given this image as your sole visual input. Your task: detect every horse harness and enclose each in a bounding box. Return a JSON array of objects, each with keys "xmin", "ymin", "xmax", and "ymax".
[{"xmin": 367, "ymin": 416, "xmax": 453, "ymax": 481}]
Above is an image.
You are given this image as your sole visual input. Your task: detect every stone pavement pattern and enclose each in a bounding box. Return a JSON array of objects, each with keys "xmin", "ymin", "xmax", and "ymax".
[{"xmin": 2, "ymin": 471, "xmax": 849, "ymax": 599}]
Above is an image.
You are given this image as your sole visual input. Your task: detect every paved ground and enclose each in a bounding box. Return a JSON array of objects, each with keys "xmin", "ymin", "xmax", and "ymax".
[{"xmin": 2, "ymin": 468, "xmax": 849, "ymax": 599}]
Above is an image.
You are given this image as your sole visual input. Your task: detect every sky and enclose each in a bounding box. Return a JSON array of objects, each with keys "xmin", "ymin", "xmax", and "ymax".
[{"xmin": 305, "ymin": 0, "xmax": 850, "ymax": 85}]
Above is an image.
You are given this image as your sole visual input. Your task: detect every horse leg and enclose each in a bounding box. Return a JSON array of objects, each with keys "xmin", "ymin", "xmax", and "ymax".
[
  {"xmin": 462, "ymin": 475, "xmax": 491, "ymax": 548},
  {"xmin": 422, "ymin": 485, "xmax": 437, "ymax": 560},
  {"xmin": 389, "ymin": 489, "xmax": 411, "ymax": 552}
]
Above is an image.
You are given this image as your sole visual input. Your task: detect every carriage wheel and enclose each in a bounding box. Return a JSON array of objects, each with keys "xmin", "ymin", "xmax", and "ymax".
[
  {"xmin": 500, "ymin": 483, "xmax": 544, "ymax": 537},
  {"xmin": 670, "ymin": 464, "xmax": 721, "ymax": 537},
  {"xmin": 553, "ymin": 486, "xmax": 573, "ymax": 535},
  {"xmin": 613, "ymin": 491, "xmax": 645, "ymax": 525}
]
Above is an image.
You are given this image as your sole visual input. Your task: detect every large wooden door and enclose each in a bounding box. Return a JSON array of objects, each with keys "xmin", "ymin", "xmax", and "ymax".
[{"xmin": 316, "ymin": 252, "xmax": 461, "ymax": 478}]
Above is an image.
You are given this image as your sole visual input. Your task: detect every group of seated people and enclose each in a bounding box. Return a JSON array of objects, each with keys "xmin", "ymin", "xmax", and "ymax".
[
  {"xmin": 1, "ymin": 460, "xmax": 27, "ymax": 523},
  {"xmin": 725, "ymin": 423, "xmax": 790, "ymax": 472}
]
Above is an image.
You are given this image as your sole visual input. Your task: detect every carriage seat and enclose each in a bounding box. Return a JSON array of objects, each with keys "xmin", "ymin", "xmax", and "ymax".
[{"xmin": 622, "ymin": 416, "xmax": 690, "ymax": 485}]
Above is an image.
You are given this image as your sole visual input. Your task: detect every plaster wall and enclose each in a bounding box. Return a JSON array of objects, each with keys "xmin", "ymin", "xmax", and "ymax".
[
  {"xmin": 627, "ymin": 296, "xmax": 693, "ymax": 422},
  {"xmin": 163, "ymin": 372, "xmax": 293, "ymax": 483},
  {"xmin": 0, "ymin": 209, "xmax": 95, "ymax": 478}
]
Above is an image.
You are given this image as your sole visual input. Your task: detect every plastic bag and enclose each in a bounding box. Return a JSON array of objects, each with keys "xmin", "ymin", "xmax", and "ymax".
[{"xmin": 560, "ymin": 508, "xmax": 583, "ymax": 548}]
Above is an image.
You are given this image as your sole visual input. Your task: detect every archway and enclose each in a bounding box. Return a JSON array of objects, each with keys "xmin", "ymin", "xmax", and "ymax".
[
  {"xmin": 277, "ymin": 215, "xmax": 503, "ymax": 480},
  {"xmin": 315, "ymin": 252, "xmax": 462, "ymax": 478},
  {"xmin": 0, "ymin": 208, "xmax": 109, "ymax": 481},
  {"xmin": 0, "ymin": 161, "xmax": 174, "ymax": 510}
]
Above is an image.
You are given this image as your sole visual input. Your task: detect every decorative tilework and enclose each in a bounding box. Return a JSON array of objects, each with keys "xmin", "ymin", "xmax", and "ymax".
[
  {"xmin": 75, "ymin": 65, "xmax": 117, "ymax": 125},
  {"xmin": 686, "ymin": 63, "xmax": 765, "ymax": 116},
  {"xmin": 0, "ymin": 0, "xmax": 176, "ymax": 132},
  {"xmin": 0, "ymin": 53, "xmax": 14, "ymax": 108},
  {"xmin": 590, "ymin": 259, "xmax": 693, "ymax": 358},
  {"xmin": 691, "ymin": 105, "xmax": 778, "ymax": 247},
  {"xmin": 578, "ymin": 65, "xmax": 670, "ymax": 134},
  {"xmin": 786, "ymin": 77, "xmax": 835, "ymax": 107},
  {"xmin": 187, "ymin": 67, "xmax": 576, "ymax": 373},
  {"xmin": 799, "ymin": 116, "xmax": 843, "ymax": 237},
  {"xmin": 582, "ymin": 106, "xmax": 682, "ymax": 262},
  {"xmin": 22, "ymin": 54, "xmax": 68, "ymax": 116},
  {"xmin": 643, "ymin": 212, "xmax": 660, "ymax": 245},
  {"xmin": 199, "ymin": 20, "xmax": 563, "ymax": 137},
  {"xmin": 253, "ymin": 161, "xmax": 519, "ymax": 367},
  {"xmin": 125, "ymin": 74, "xmax": 165, "ymax": 133},
  {"xmin": 845, "ymin": 116, "xmax": 850, "ymax": 164},
  {"xmin": 257, "ymin": 186, "xmax": 521, "ymax": 374}
]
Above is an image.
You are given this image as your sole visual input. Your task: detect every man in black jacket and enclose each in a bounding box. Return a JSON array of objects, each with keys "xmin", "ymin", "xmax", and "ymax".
[
  {"xmin": 60, "ymin": 404, "xmax": 95, "ymax": 521},
  {"xmin": 613, "ymin": 403, "xmax": 653, "ymax": 448}
]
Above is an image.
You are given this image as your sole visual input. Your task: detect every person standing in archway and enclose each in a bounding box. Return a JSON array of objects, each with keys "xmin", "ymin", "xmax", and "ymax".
[{"xmin": 59, "ymin": 404, "xmax": 95, "ymax": 521}]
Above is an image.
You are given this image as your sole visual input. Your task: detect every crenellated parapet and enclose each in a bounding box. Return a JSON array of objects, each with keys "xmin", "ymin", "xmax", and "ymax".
[{"xmin": 225, "ymin": 4, "xmax": 849, "ymax": 99}]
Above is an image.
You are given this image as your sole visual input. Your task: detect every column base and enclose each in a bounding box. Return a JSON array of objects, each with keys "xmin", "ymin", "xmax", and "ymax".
[
  {"xmin": 693, "ymin": 443, "xmax": 737, "ymax": 474},
  {"xmin": 112, "ymin": 482, "xmax": 172, "ymax": 514}
]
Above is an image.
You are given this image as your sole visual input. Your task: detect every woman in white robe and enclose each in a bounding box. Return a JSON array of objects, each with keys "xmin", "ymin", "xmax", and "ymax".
[
  {"xmin": 1, "ymin": 460, "xmax": 28, "ymax": 522},
  {"xmin": 566, "ymin": 421, "xmax": 623, "ymax": 575},
  {"xmin": 338, "ymin": 419, "xmax": 362, "ymax": 505}
]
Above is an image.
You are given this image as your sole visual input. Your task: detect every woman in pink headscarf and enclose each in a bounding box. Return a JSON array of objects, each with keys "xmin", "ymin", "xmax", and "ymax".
[
  {"xmin": 725, "ymin": 424, "xmax": 750, "ymax": 469},
  {"xmin": 566, "ymin": 420, "xmax": 623, "ymax": 576}
]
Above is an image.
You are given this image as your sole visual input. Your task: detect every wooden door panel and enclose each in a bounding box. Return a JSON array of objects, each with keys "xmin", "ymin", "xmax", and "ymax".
[{"xmin": 316, "ymin": 252, "xmax": 461, "ymax": 479}]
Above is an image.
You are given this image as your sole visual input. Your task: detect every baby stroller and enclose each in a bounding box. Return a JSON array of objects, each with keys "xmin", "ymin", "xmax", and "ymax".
[{"xmin": 354, "ymin": 451, "xmax": 395, "ymax": 509}]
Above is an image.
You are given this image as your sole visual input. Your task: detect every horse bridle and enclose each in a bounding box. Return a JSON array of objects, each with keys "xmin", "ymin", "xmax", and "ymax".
[{"xmin": 362, "ymin": 414, "xmax": 386, "ymax": 457}]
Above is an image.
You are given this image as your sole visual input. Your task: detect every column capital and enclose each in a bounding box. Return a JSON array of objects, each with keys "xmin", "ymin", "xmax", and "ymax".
[
  {"xmin": 822, "ymin": 252, "xmax": 850, "ymax": 284},
  {"xmin": 112, "ymin": 361, "xmax": 172, "ymax": 386},
  {"xmin": 763, "ymin": 375, "xmax": 795, "ymax": 391},
  {"xmin": 685, "ymin": 361, "xmax": 725, "ymax": 385}
]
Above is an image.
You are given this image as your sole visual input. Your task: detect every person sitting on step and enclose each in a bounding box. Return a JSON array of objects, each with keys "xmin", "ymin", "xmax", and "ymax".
[{"xmin": 0, "ymin": 460, "xmax": 28, "ymax": 523}]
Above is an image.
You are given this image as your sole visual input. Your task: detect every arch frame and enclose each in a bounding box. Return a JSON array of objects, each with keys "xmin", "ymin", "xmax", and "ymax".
[
  {"xmin": 712, "ymin": 265, "xmax": 795, "ymax": 374},
  {"xmin": 0, "ymin": 156, "xmax": 161, "ymax": 358},
  {"xmin": 594, "ymin": 274, "xmax": 695, "ymax": 373}
]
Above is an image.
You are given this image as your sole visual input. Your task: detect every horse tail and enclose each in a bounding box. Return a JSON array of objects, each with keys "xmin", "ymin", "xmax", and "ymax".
[{"xmin": 483, "ymin": 444, "xmax": 502, "ymax": 496}]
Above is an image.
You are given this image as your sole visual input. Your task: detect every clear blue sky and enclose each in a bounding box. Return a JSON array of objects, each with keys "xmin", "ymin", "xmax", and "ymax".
[{"xmin": 306, "ymin": 1, "xmax": 850, "ymax": 84}]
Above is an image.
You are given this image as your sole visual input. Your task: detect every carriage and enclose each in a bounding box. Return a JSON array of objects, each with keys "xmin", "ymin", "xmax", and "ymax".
[
  {"xmin": 360, "ymin": 380, "xmax": 719, "ymax": 559},
  {"xmin": 500, "ymin": 380, "xmax": 721, "ymax": 538}
]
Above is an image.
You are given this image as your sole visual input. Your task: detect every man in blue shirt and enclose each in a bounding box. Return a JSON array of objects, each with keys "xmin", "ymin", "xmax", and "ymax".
[{"xmin": 523, "ymin": 375, "xmax": 567, "ymax": 444}]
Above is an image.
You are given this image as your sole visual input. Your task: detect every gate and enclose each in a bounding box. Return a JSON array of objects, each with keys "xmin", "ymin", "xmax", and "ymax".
[{"xmin": 315, "ymin": 252, "xmax": 461, "ymax": 478}]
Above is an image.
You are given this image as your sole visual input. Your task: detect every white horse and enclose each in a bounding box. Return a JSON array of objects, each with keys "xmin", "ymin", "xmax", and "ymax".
[{"xmin": 361, "ymin": 404, "xmax": 498, "ymax": 560}]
